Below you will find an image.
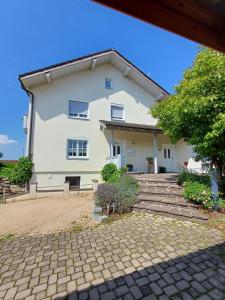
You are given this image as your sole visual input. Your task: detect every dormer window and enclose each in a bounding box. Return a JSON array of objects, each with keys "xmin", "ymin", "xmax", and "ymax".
[
  {"xmin": 105, "ymin": 78, "xmax": 112, "ymax": 89},
  {"xmin": 111, "ymin": 104, "xmax": 124, "ymax": 121}
]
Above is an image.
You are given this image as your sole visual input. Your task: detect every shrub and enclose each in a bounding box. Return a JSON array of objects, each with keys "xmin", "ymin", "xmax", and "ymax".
[
  {"xmin": 107, "ymin": 167, "xmax": 128, "ymax": 183},
  {"xmin": 114, "ymin": 175, "xmax": 139, "ymax": 214},
  {"xmin": 178, "ymin": 170, "xmax": 210, "ymax": 186},
  {"xmin": 96, "ymin": 183, "xmax": 117, "ymax": 210},
  {"xmin": 0, "ymin": 157, "xmax": 33, "ymax": 185},
  {"xmin": 183, "ymin": 181, "xmax": 212, "ymax": 209},
  {"xmin": 101, "ymin": 163, "xmax": 117, "ymax": 182},
  {"xmin": 95, "ymin": 175, "xmax": 139, "ymax": 214}
]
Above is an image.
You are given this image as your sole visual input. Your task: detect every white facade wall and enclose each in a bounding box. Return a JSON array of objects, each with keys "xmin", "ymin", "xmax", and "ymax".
[{"xmin": 27, "ymin": 62, "xmax": 200, "ymax": 190}]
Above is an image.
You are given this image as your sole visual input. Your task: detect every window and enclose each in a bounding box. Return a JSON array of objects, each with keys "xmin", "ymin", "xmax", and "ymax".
[
  {"xmin": 164, "ymin": 147, "xmax": 172, "ymax": 159},
  {"xmin": 69, "ymin": 100, "xmax": 89, "ymax": 119},
  {"xmin": 164, "ymin": 149, "xmax": 167, "ymax": 159},
  {"xmin": 67, "ymin": 139, "xmax": 88, "ymax": 158},
  {"xmin": 105, "ymin": 78, "xmax": 112, "ymax": 89},
  {"xmin": 65, "ymin": 176, "xmax": 80, "ymax": 190},
  {"xmin": 111, "ymin": 105, "xmax": 124, "ymax": 120}
]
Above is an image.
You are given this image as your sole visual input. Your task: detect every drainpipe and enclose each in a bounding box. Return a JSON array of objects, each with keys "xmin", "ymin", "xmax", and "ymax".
[
  {"xmin": 18, "ymin": 78, "xmax": 34, "ymax": 158},
  {"xmin": 18, "ymin": 78, "xmax": 34, "ymax": 192}
]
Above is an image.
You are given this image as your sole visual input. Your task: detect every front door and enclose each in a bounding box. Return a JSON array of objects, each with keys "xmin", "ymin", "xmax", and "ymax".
[
  {"xmin": 161, "ymin": 144, "xmax": 175, "ymax": 172},
  {"xmin": 113, "ymin": 143, "xmax": 122, "ymax": 168}
]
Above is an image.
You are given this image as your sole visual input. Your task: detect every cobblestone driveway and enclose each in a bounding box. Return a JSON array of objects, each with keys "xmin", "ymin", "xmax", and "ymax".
[{"xmin": 0, "ymin": 214, "xmax": 225, "ymax": 300}]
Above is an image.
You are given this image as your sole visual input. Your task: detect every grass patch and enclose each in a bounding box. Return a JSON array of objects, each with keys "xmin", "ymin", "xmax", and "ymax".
[
  {"xmin": 0, "ymin": 233, "xmax": 15, "ymax": 242},
  {"xmin": 72, "ymin": 223, "xmax": 83, "ymax": 233},
  {"xmin": 205, "ymin": 212, "xmax": 225, "ymax": 240},
  {"xmin": 101, "ymin": 211, "xmax": 146, "ymax": 225}
]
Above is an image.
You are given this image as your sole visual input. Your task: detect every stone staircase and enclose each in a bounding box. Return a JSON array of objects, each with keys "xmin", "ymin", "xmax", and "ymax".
[{"xmin": 132, "ymin": 173, "xmax": 208, "ymax": 222}]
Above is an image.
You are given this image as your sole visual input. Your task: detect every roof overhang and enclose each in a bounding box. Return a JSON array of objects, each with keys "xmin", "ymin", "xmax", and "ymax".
[
  {"xmin": 100, "ymin": 120, "xmax": 163, "ymax": 133},
  {"xmin": 94, "ymin": 0, "xmax": 225, "ymax": 53},
  {"xmin": 19, "ymin": 49, "xmax": 169, "ymax": 97}
]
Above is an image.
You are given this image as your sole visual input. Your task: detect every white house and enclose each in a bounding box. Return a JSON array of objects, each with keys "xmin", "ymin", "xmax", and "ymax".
[{"xmin": 19, "ymin": 49, "xmax": 200, "ymax": 191}]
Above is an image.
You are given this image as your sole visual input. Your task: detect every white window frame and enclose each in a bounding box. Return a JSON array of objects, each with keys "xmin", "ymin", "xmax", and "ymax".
[
  {"xmin": 110, "ymin": 103, "xmax": 125, "ymax": 121},
  {"xmin": 105, "ymin": 77, "xmax": 112, "ymax": 90},
  {"xmin": 67, "ymin": 138, "xmax": 89, "ymax": 160},
  {"xmin": 68, "ymin": 100, "xmax": 89, "ymax": 120}
]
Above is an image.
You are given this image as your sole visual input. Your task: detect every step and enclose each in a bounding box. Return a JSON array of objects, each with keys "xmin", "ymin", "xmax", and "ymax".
[
  {"xmin": 139, "ymin": 190, "xmax": 184, "ymax": 200},
  {"xmin": 140, "ymin": 188, "xmax": 183, "ymax": 197},
  {"xmin": 138, "ymin": 196, "xmax": 197, "ymax": 208},
  {"xmin": 133, "ymin": 202, "xmax": 208, "ymax": 222},
  {"xmin": 137, "ymin": 179, "xmax": 179, "ymax": 185},
  {"xmin": 139, "ymin": 181, "xmax": 182, "ymax": 189}
]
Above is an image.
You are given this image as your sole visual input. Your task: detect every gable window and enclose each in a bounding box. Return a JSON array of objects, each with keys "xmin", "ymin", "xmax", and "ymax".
[
  {"xmin": 105, "ymin": 78, "xmax": 112, "ymax": 89},
  {"xmin": 69, "ymin": 100, "xmax": 89, "ymax": 119},
  {"xmin": 67, "ymin": 139, "xmax": 88, "ymax": 158},
  {"xmin": 111, "ymin": 104, "xmax": 124, "ymax": 121}
]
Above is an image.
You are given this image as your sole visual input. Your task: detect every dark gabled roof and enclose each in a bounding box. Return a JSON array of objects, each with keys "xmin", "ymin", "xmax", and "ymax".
[
  {"xmin": 18, "ymin": 48, "xmax": 169, "ymax": 95},
  {"xmin": 100, "ymin": 120, "xmax": 163, "ymax": 133}
]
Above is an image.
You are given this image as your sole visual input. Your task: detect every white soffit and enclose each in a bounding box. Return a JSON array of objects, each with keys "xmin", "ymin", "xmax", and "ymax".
[{"xmin": 20, "ymin": 50, "xmax": 168, "ymax": 97}]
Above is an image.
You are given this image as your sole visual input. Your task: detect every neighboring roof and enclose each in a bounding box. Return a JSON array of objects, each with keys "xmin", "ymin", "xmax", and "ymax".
[
  {"xmin": 19, "ymin": 49, "xmax": 169, "ymax": 97},
  {"xmin": 0, "ymin": 160, "xmax": 18, "ymax": 164},
  {"xmin": 100, "ymin": 120, "xmax": 163, "ymax": 133},
  {"xmin": 94, "ymin": 1, "xmax": 225, "ymax": 53}
]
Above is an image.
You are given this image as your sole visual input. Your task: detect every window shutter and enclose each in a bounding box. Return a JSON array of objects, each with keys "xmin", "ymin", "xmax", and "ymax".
[{"xmin": 111, "ymin": 106, "xmax": 123, "ymax": 119}]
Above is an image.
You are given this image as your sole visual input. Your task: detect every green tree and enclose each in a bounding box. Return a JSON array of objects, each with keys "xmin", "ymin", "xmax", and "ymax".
[
  {"xmin": 151, "ymin": 48, "xmax": 225, "ymax": 183},
  {"xmin": 0, "ymin": 157, "xmax": 33, "ymax": 185}
]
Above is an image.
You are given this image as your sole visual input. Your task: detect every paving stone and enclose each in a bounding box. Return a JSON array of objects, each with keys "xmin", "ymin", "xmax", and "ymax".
[
  {"xmin": 4, "ymin": 286, "xmax": 18, "ymax": 299},
  {"xmin": 88, "ymin": 287, "xmax": 99, "ymax": 300},
  {"xmin": 140, "ymin": 284, "xmax": 152, "ymax": 296},
  {"xmin": 150, "ymin": 282, "xmax": 163, "ymax": 296},
  {"xmin": 163, "ymin": 285, "xmax": 179, "ymax": 297},
  {"xmin": 136, "ymin": 276, "xmax": 149, "ymax": 287},
  {"xmin": 175, "ymin": 279, "xmax": 190, "ymax": 291},
  {"xmin": 15, "ymin": 289, "xmax": 31, "ymax": 299},
  {"xmin": 0, "ymin": 213, "xmax": 224, "ymax": 300},
  {"xmin": 100, "ymin": 291, "xmax": 115, "ymax": 300},
  {"xmin": 209, "ymin": 289, "xmax": 225, "ymax": 300},
  {"xmin": 46, "ymin": 284, "xmax": 57, "ymax": 297},
  {"xmin": 130, "ymin": 286, "xmax": 143, "ymax": 299}
]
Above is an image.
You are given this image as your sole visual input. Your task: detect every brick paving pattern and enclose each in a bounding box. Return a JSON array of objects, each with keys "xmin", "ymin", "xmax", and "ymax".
[{"xmin": 0, "ymin": 214, "xmax": 225, "ymax": 299}]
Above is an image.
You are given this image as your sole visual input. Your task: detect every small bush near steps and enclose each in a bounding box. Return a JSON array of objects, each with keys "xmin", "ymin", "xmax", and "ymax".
[
  {"xmin": 96, "ymin": 175, "xmax": 139, "ymax": 214},
  {"xmin": 179, "ymin": 170, "xmax": 225, "ymax": 211},
  {"xmin": 101, "ymin": 163, "xmax": 117, "ymax": 182},
  {"xmin": 183, "ymin": 181, "xmax": 213, "ymax": 209}
]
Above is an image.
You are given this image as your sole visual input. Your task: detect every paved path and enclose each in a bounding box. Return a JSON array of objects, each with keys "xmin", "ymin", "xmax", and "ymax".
[{"xmin": 0, "ymin": 214, "xmax": 225, "ymax": 299}]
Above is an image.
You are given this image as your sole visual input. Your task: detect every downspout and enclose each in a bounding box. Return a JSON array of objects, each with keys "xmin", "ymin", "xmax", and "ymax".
[{"xmin": 18, "ymin": 77, "xmax": 34, "ymax": 158}]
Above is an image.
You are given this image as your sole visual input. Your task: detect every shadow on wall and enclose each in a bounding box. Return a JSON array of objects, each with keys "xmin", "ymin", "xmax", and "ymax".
[
  {"xmin": 34, "ymin": 64, "xmax": 156, "ymax": 123},
  {"xmin": 54, "ymin": 242, "xmax": 225, "ymax": 300}
]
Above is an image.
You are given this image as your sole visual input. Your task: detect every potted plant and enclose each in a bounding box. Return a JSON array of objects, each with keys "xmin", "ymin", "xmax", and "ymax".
[
  {"xmin": 184, "ymin": 161, "xmax": 188, "ymax": 169},
  {"xmin": 146, "ymin": 156, "xmax": 154, "ymax": 173}
]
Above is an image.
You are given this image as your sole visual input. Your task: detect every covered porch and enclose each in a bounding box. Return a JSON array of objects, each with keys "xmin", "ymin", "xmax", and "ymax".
[{"xmin": 100, "ymin": 120, "xmax": 168, "ymax": 174}]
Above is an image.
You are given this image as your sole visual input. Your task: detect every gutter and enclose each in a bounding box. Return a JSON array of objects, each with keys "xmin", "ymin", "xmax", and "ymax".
[{"xmin": 18, "ymin": 77, "xmax": 34, "ymax": 158}]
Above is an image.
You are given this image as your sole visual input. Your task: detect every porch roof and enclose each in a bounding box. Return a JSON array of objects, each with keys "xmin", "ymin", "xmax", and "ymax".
[{"xmin": 100, "ymin": 120, "xmax": 163, "ymax": 133}]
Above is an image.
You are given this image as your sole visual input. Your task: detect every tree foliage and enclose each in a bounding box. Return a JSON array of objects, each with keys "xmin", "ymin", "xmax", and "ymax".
[
  {"xmin": 0, "ymin": 157, "xmax": 33, "ymax": 185},
  {"xmin": 151, "ymin": 48, "xmax": 225, "ymax": 179}
]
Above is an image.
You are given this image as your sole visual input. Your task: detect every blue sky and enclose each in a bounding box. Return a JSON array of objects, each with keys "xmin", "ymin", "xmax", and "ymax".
[{"xmin": 0, "ymin": 0, "xmax": 199, "ymax": 159}]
